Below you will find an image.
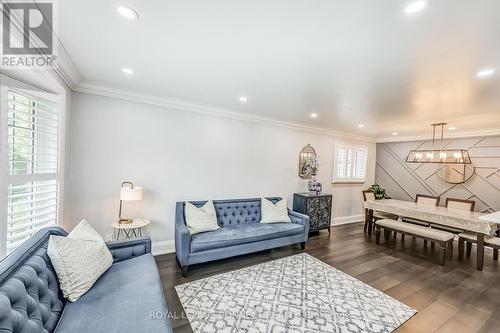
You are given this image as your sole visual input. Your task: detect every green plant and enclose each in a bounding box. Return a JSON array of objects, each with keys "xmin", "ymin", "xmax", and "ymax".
[{"xmin": 370, "ymin": 184, "xmax": 388, "ymax": 199}]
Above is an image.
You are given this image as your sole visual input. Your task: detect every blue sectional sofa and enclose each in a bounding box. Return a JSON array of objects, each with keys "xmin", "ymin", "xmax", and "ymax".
[
  {"xmin": 0, "ymin": 227, "xmax": 172, "ymax": 333},
  {"xmin": 175, "ymin": 197, "xmax": 310, "ymax": 276}
]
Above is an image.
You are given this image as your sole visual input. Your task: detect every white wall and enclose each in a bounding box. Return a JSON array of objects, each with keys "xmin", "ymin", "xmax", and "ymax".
[{"xmin": 65, "ymin": 92, "xmax": 376, "ymax": 253}]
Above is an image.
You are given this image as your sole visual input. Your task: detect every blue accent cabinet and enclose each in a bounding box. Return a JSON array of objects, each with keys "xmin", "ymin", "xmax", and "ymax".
[{"xmin": 293, "ymin": 193, "xmax": 333, "ymax": 234}]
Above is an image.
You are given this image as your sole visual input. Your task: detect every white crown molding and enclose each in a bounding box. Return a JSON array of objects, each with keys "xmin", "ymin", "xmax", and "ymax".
[
  {"xmin": 0, "ymin": 0, "xmax": 83, "ymax": 90},
  {"xmin": 377, "ymin": 128, "xmax": 500, "ymax": 143},
  {"xmin": 73, "ymin": 81, "xmax": 376, "ymax": 143},
  {"xmin": 50, "ymin": 48, "xmax": 83, "ymax": 89}
]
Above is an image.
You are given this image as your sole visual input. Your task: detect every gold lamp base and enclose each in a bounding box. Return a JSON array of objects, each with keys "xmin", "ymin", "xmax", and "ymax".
[{"xmin": 119, "ymin": 218, "xmax": 133, "ymax": 224}]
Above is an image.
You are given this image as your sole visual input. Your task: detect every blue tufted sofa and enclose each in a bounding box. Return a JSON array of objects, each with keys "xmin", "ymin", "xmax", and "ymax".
[
  {"xmin": 0, "ymin": 227, "xmax": 172, "ymax": 333},
  {"xmin": 175, "ymin": 197, "xmax": 310, "ymax": 276}
]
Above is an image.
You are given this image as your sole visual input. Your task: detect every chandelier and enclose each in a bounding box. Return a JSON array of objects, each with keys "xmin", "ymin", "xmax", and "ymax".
[{"xmin": 405, "ymin": 123, "xmax": 472, "ymax": 164}]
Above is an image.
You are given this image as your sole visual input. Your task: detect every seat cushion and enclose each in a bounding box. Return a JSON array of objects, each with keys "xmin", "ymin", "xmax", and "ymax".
[
  {"xmin": 55, "ymin": 254, "xmax": 172, "ymax": 333},
  {"xmin": 190, "ymin": 223, "xmax": 304, "ymax": 253},
  {"xmin": 376, "ymin": 219, "xmax": 454, "ymax": 242},
  {"xmin": 459, "ymin": 232, "xmax": 500, "ymax": 247},
  {"xmin": 429, "ymin": 223, "xmax": 463, "ymax": 234},
  {"xmin": 402, "ymin": 217, "xmax": 430, "ymax": 226},
  {"xmin": 374, "ymin": 212, "xmax": 398, "ymax": 220}
]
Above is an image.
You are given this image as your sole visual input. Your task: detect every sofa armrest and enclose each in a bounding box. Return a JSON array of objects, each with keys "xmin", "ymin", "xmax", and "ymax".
[
  {"xmin": 175, "ymin": 202, "xmax": 191, "ymax": 267},
  {"xmin": 288, "ymin": 209, "xmax": 310, "ymax": 236},
  {"xmin": 106, "ymin": 237, "xmax": 151, "ymax": 263}
]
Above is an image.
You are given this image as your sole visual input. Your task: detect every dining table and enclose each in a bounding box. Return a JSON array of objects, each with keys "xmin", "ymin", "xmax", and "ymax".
[{"xmin": 363, "ymin": 199, "xmax": 496, "ymax": 270}]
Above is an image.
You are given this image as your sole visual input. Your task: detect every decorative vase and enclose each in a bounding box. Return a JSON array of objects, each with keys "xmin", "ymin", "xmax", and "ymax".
[{"xmin": 307, "ymin": 177, "xmax": 322, "ymax": 195}]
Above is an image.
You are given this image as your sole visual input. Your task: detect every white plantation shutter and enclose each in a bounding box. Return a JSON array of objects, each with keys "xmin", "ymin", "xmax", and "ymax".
[
  {"xmin": 333, "ymin": 143, "xmax": 368, "ymax": 183},
  {"xmin": 3, "ymin": 89, "xmax": 60, "ymax": 255}
]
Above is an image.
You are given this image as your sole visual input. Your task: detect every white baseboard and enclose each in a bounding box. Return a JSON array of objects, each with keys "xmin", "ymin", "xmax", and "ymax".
[
  {"xmin": 152, "ymin": 240, "xmax": 175, "ymax": 256},
  {"xmin": 332, "ymin": 214, "xmax": 364, "ymax": 226},
  {"xmin": 150, "ymin": 215, "xmax": 364, "ymax": 255}
]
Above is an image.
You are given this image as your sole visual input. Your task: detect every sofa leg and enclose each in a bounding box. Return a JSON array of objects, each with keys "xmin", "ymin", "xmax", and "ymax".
[
  {"xmin": 181, "ymin": 265, "xmax": 188, "ymax": 277},
  {"xmin": 300, "ymin": 242, "xmax": 306, "ymax": 250}
]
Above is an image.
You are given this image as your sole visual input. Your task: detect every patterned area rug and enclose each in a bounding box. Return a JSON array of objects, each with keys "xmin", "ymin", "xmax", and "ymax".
[{"xmin": 175, "ymin": 253, "xmax": 416, "ymax": 333}]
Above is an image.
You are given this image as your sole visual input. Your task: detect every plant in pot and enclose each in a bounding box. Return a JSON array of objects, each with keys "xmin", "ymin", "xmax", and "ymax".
[{"xmin": 370, "ymin": 184, "xmax": 390, "ymax": 199}]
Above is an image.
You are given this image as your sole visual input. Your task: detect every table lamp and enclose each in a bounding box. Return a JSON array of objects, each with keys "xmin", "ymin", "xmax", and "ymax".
[{"xmin": 118, "ymin": 181, "xmax": 143, "ymax": 224}]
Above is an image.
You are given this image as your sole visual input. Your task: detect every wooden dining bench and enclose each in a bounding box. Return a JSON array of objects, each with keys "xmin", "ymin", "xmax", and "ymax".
[{"xmin": 375, "ymin": 219, "xmax": 455, "ymax": 265}]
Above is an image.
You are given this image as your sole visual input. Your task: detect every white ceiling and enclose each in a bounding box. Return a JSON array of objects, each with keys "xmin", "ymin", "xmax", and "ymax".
[{"xmin": 57, "ymin": 0, "xmax": 500, "ymax": 140}]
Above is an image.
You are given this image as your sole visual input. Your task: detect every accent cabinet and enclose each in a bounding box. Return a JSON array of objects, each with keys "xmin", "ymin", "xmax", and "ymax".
[{"xmin": 293, "ymin": 193, "xmax": 333, "ymax": 233}]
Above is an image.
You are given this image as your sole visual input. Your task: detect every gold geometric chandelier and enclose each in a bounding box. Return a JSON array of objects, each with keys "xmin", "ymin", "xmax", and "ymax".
[{"xmin": 405, "ymin": 123, "xmax": 472, "ymax": 164}]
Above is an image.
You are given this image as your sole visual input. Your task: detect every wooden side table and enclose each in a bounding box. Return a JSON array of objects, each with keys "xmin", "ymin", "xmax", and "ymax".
[{"xmin": 111, "ymin": 218, "xmax": 150, "ymax": 240}]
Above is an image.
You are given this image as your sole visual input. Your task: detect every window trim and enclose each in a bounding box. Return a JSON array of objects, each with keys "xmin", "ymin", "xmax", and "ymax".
[
  {"xmin": 0, "ymin": 75, "xmax": 66, "ymax": 258},
  {"xmin": 332, "ymin": 142, "xmax": 368, "ymax": 184}
]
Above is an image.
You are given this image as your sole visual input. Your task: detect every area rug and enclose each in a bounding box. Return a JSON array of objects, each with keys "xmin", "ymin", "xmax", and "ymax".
[{"xmin": 175, "ymin": 253, "xmax": 416, "ymax": 333}]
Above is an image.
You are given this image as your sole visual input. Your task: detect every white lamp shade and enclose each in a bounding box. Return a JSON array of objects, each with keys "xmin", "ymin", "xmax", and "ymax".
[{"xmin": 120, "ymin": 187, "xmax": 143, "ymax": 201}]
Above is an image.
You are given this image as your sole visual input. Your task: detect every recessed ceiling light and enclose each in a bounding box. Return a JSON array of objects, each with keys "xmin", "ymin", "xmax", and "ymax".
[
  {"xmin": 405, "ymin": 1, "xmax": 427, "ymax": 14},
  {"xmin": 392, "ymin": 132, "xmax": 399, "ymax": 136},
  {"xmin": 310, "ymin": 113, "xmax": 318, "ymax": 119},
  {"xmin": 239, "ymin": 96, "xmax": 248, "ymax": 103},
  {"xmin": 117, "ymin": 6, "xmax": 139, "ymax": 20},
  {"xmin": 122, "ymin": 67, "xmax": 134, "ymax": 75},
  {"xmin": 358, "ymin": 124, "xmax": 365, "ymax": 128},
  {"xmin": 476, "ymin": 68, "xmax": 496, "ymax": 78},
  {"xmin": 448, "ymin": 126, "xmax": 456, "ymax": 130}
]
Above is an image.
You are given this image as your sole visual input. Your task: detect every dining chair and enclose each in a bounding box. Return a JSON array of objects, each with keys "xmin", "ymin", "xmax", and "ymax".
[
  {"xmin": 401, "ymin": 194, "xmax": 440, "ymax": 244},
  {"xmin": 362, "ymin": 190, "xmax": 398, "ymax": 233},
  {"xmin": 445, "ymin": 198, "xmax": 476, "ymax": 211},
  {"xmin": 402, "ymin": 194, "xmax": 440, "ymax": 227},
  {"xmin": 429, "ymin": 198, "xmax": 475, "ymax": 235},
  {"xmin": 416, "ymin": 194, "xmax": 441, "ymax": 206},
  {"xmin": 449, "ymin": 198, "xmax": 499, "ymax": 262}
]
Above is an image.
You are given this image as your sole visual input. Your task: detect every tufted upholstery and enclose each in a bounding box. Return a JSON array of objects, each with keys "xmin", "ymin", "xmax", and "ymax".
[
  {"xmin": 175, "ymin": 197, "xmax": 310, "ymax": 274},
  {"xmin": 105, "ymin": 237, "xmax": 151, "ymax": 263},
  {"xmin": 188, "ymin": 197, "xmax": 281, "ymax": 227},
  {"xmin": 0, "ymin": 227, "xmax": 67, "ymax": 333},
  {"xmin": 0, "ymin": 227, "xmax": 172, "ymax": 333}
]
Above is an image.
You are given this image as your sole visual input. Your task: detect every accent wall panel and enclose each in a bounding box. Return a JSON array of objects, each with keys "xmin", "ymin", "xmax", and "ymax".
[{"xmin": 375, "ymin": 136, "xmax": 500, "ymax": 213}]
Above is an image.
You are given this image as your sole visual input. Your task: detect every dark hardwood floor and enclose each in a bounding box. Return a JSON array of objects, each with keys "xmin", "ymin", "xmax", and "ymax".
[{"xmin": 155, "ymin": 222, "xmax": 500, "ymax": 333}]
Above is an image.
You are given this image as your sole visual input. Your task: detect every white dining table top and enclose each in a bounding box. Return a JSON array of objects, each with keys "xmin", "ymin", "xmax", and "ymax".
[
  {"xmin": 479, "ymin": 211, "xmax": 500, "ymax": 224},
  {"xmin": 364, "ymin": 199, "xmax": 492, "ymax": 235}
]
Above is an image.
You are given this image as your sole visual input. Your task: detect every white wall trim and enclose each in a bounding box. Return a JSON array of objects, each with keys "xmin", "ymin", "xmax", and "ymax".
[
  {"xmin": 152, "ymin": 240, "xmax": 175, "ymax": 256},
  {"xmin": 73, "ymin": 81, "xmax": 375, "ymax": 142},
  {"xmin": 377, "ymin": 128, "xmax": 500, "ymax": 143},
  {"xmin": 150, "ymin": 214, "xmax": 365, "ymax": 256},
  {"xmin": 332, "ymin": 214, "xmax": 364, "ymax": 226}
]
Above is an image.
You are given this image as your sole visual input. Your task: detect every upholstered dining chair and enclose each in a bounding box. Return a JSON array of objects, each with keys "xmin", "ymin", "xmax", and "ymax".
[
  {"xmin": 429, "ymin": 198, "xmax": 475, "ymax": 234},
  {"xmin": 451, "ymin": 198, "xmax": 500, "ymax": 262},
  {"xmin": 402, "ymin": 194, "xmax": 440, "ymax": 227},
  {"xmin": 362, "ymin": 190, "xmax": 398, "ymax": 232},
  {"xmin": 400, "ymin": 194, "xmax": 440, "ymax": 243}
]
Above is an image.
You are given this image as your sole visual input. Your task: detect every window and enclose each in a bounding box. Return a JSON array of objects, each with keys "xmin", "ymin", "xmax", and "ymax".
[
  {"xmin": 332, "ymin": 142, "xmax": 368, "ymax": 183},
  {"xmin": 1, "ymin": 81, "xmax": 62, "ymax": 257}
]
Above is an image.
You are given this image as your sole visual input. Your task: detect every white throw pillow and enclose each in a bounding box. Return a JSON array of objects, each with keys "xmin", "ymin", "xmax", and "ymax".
[
  {"xmin": 185, "ymin": 200, "xmax": 220, "ymax": 234},
  {"xmin": 47, "ymin": 220, "xmax": 113, "ymax": 302},
  {"xmin": 260, "ymin": 198, "xmax": 291, "ymax": 223}
]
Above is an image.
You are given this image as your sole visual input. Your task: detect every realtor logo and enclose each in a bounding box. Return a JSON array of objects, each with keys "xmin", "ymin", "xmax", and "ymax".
[{"xmin": 1, "ymin": 1, "xmax": 57, "ymax": 67}]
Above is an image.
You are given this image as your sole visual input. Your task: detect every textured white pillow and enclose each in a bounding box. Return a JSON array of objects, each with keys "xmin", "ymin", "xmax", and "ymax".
[
  {"xmin": 260, "ymin": 198, "xmax": 291, "ymax": 223},
  {"xmin": 47, "ymin": 220, "xmax": 113, "ymax": 302},
  {"xmin": 185, "ymin": 200, "xmax": 220, "ymax": 234}
]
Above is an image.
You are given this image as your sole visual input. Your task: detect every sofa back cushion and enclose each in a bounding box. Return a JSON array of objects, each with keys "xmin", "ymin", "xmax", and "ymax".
[
  {"xmin": 0, "ymin": 227, "xmax": 67, "ymax": 333},
  {"xmin": 187, "ymin": 197, "xmax": 282, "ymax": 227}
]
